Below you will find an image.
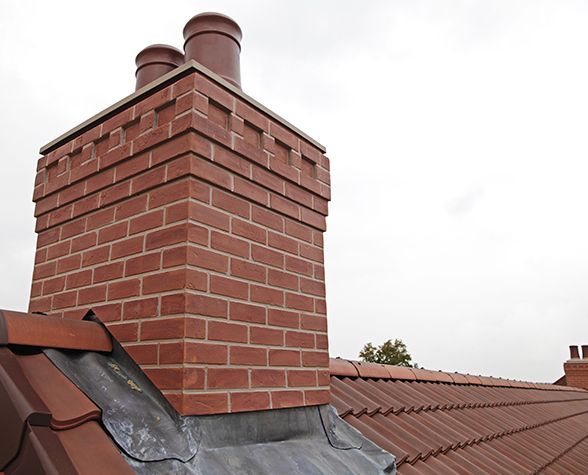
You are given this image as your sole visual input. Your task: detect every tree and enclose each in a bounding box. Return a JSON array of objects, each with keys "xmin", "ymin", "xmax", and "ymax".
[{"xmin": 359, "ymin": 339, "xmax": 416, "ymax": 367}]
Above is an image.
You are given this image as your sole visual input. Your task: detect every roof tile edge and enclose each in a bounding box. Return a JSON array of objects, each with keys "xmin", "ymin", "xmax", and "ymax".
[
  {"xmin": 329, "ymin": 358, "xmax": 587, "ymax": 392},
  {"xmin": 39, "ymin": 60, "xmax": 326, "ymax": 155}
]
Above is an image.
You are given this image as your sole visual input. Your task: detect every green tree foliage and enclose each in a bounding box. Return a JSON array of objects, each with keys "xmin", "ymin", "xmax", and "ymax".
[{"xmin": 359, "ymin": 339, "xmax": 416, "ymax": 367}]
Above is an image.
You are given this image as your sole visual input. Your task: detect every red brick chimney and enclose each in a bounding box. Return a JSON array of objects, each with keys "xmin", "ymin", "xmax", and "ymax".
[
  {"xmin": 29, "ymin": 13, "xmax": 330, "ymax": 415},
  {"xmin": 563, "ymin": 345, "xmax": 588, "ymax": 390}
]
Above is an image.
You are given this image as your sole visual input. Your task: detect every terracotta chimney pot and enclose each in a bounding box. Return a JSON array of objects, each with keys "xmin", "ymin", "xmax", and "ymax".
[
  {"xmin": 570, "ymin": 345, "xmax": 580, "ymax": 359},
  {"xmin": 582, "ymin": 345, "xmax": 588, "ymax": 359},
  {"xmin": 183, "ymin": 12, "xmax": 242, "ymax": 88},
  {"xmin": 135, "ymin": 44, "xmax": 184, "ymax": 90}
]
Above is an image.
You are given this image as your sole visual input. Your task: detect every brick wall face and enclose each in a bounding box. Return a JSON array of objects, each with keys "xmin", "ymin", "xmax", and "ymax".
[
  {"xmin": 29, "ymin": 71, "xmax": 331, "ymax": 415},
  {"xmin": 564, "ymin": 362, "xmax": 588, "ymax": 391}
]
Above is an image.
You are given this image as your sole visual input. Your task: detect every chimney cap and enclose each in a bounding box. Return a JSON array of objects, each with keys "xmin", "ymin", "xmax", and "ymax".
[
  {"xmin": 182, "ymin": 12, "xmax": 243, "ymax": 49},
  {"xmin": 135, "ymin": 44, "xmax": 184, "ymax": 74}
]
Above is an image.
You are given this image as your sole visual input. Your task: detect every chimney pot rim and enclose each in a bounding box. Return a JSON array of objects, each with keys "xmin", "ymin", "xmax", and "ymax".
[
  {"xmin": 135, "ymin": 44, "xmax": 184, "ymax": 69},
  {"xmin": 182, "ymin": 12, "xmax": 243, "ymax": 46}
]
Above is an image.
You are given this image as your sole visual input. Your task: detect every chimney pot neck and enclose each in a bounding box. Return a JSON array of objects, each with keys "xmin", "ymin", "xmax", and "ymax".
[
  {"xmin": 582, "ymin": 345, "xmax": 588, "ymax": 359},
  {"xmin": 570, "ymin": 345, "xmax": 580, "ymax": 359},
  {"xmin": 183, "ymin": 12, "xmax": 242, "ymax": 88},
  {"xmin": 134, "ymin": 44, "xmax": 184, "ymax": 91}
]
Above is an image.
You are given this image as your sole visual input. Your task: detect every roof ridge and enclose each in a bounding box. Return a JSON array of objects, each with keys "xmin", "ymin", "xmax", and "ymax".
[{"xmin": 330, "ymin": 358, "xmax": 587, "ymax": 393}]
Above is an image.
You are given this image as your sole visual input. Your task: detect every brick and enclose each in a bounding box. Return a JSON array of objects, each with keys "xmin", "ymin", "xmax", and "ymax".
[
  {"xmin": 317, "ymin": 369, "xmax": 330, "ymax": 386},
  {"xmin": 268, "ymin": 269, "xmax": 298, "ymax": 290},
  {"xmin": 61, "ymin": 218, "xmax": 86, "ymax": 239},
  {"xmin": 268, "ymin": 232, "xmax": 298, "ymax": 255},
  {"xmin": 214, "ymin": 146, "xmax": 251, "ymax": 177},
  {"xmin": 300, "ymin": 277, "xmax": 325, "ymax": 297},
  {"xmin": 285, "ymin": 182, "xmax": 313, "ymax": 208},
  {"xmin": 211, "ymin": 231, "xmax": 249, "ymax": 258},
  {"xmin": 125, "ymin": 252, "xmax": 160, "ymax": 276},
  {"xmin": 285, "ymin": 220, "xmax": 313, "ymax": 242},
  {"xmin": 230, "ymin": 346, "xmax": 267, "ymax": 366},
  {"xmin": 82, "ymin": 246, "xmax": 110, "ymax": 266},
  {"xmin": 316, "ymin": 334, "xmax": 328, "ymax": 350},
  {"xmin": 230, "ymin": 259, "xmax": 266, "ymax": 283},
  {"xmin": 71, "ymin": 232, "xmax": 97, "ymax": 253},
  {"xmin": 42, "ymin": 276, "xmax": 65, "ymax": 295},
  {"xmin": 208, "ymin": 321, "xmax": 247, "ymax": 343},
  {"xmin": 109, "ymin": 322, "xmax": 139, "ymax": 342},
  {"xmin": 148, "ymin": 180, "xmax": 189, "ymax": 209},
  {"xmin": 300, "ymin": 207, "xmax": 326, "ymax": 231},
  {"xmin": 184, "ymin": 368, "xmax": 206, "ymax": 389},
  {"xmin": 250, "ymin": 327, "xmax": 284, "ymax": 346},
  {"xmin": 29, "ymin": 296, "xmax": 52, "ymax": 313},
  {"xmin": 285, "ymin": 256, "xmax": 313, "ymax": 276},
  {"xmin": 92, "ymin": 303, "xmax": 122, "ymax": 322},
  {"xmin": 252, "ymin": 207, "xmax": 284, "ymax": 232},
  {"xmin": 233, "ymin": 177, "xmax": 268, "ymax": 205},
  {"xmin": 251, "ymin": 369, "xmax": 286, "ymax": 388},
  {"xmin": 300, "ymin": 315, "xmax": 327, "ymax": 332},
  {"xmin": 34, "ymin": 261, "xmax": 57, "ymax": 280},
  {"xmin": 108, "ymin": 279, "xmax": 141, "ymax": 300},
  {"xmin": 86, "ymin": 208, "xmax": 114, "ymax": 231},
  {"xmin": 185, "ymin": 342, "xmax": 228, "ymax": 364},
  {"xmin": 269, "ymin": 349, "xmax": 300, "ymax": 367},
  {"xmin": 252, "ymin": 167, "xmax": 283, "ymax": 194},
  {"xmin": 304, "ymin": 389, "xmax": 330, "ymax": 406},
  {"xmin": 209, "ymin": 275, "xmax": 247, "ymax": 299},
  {"xmin": 250, "ymin": 285, "xmax": 283, "ymax": 306},
  {"xmin": 141, "ymin": 317, "xmax": 185, "ymax": 340},
  {"xmin": 191, "ymin": 156, "xmax": 232, "ymax": 189},
  {"xmin": 126, "ymin": 344, "xmax": 158, "ymax": 365},
  {"xmin": 99, "ymin": 143, "xmax": 132, "ymax": 169},
  {"xmin": 271, "ymin": 390, "xmax": 304, "ymax": 409},
  {"xmin": 230, "ymin": 302, "xmax": 266, "ymax": 324},
  {"xmin": 114, "ymin": 195, "xmax": 148, "ymax": 220},
  {"xmin": 65, "ymin": 270, "xmax": 92, "ymax": 290},
  {"xmin": 301, "ymin": 351, "xmax": 329, "ymax": 368},
  {"xmin": 47, "ymin": 241, "xmax": 71, "ymax": 261},
  {"xmin": 131, "ymin": 167, "xmax": 166, "ymax": 194},
  {"xmin": 98, "ymin": 222, "xmax": 128, "ymax": 244},
  {"xmin": 56, "ymin": 254, "xmax": 81, "ymax": 274},
  {"xmin": 187, "ymin": 246, "xmax": 228, "ymax": 272},
  {"xmin": 268, "ymin": 309, "xmax": 300, "ymax": 329},
  {"xmin": 231, "ymin": 391, "xmax": 270, "ymax": 412},
  {"xmin": 185, "ymin": 294, "xmax": 228, "ymax": 318},
  {"xmin": 52, "ymin": 291, "xmax": 78, "ymax": 309},
  {"xmin": 143, "ymin": 269, "xmax": 184, "ymax": 294},
  {"xmin": 78, "ymin": 285, "xmax": 107, "ymax": 305},
  {"xmin": 162, "ymin": 247, "xmax": 186, "ymax": 268},
  {"xmin": 129, "ymin": 210, "xmax": 164, "ymax": 234},
  {"xmin": 270, "ymin": 194, "xmax": 299, "ymax": 220},
  {"xmin": 159, "ymin": 342, "xmax": 185, "ymax": 364},
  {"xmin": 99, "ymin": 181, "xmax": 131, "ymax": 207},
  {"xmin": 208, "ymin": 368, "xmax": 248, "ymax": 389},
  {"xmin": 182, "ymin": 393, "xmax": 228, "ymax": 415},
  {"xmin": 287, "ymin": 370, "xmax": 317, "ymax": 387},
  {"xmin": 251, "ymin": 244, "xmax": 283, "ymax": 268},
  {"xmin": 212, "ymin": 189, "xmax": 250, "ymax": 219},
  {"xmin": 37, "ymin": 228, "xmax": 60, "ymax": 247},
  {"xmin": 111, "ymin": 236, "xmax": 144, "ymax": 259},
  {"xmin": 144, "ymin": 368, "xmax": 182, "ymax": 390},
  {"xmin": 232, "ymin": 219, "xmax": 266, "ymax": 244},
  {"xmin": 285, "ymin": 293, "xmax": 314, "ymax": 312},
  {"xmin": 145, "ymin": 223, "xmax": 187, "ymax": 250},
  {"xmin": 189, "ymin": 201, "xmax": 230, "ymax": 230},
  {"xmin": 286, "ymin": 331, "xmax": 315, "ymax": 349}
]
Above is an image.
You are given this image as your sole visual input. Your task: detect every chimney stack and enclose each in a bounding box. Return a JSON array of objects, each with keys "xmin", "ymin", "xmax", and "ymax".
[
  {"xmin": 183, "ymin": 13, "xmax": 242, "ymax": 88},
  {"xmin": 564, "ymin": 344, "xmax": 588, "ymax": 390},
  {"xmin": 135, "ymin": 44, "xmax": 184, "ymax": 91},
  {"xmin": 29, "ymin": 13, "xmax": 330, "ymax": 416}
]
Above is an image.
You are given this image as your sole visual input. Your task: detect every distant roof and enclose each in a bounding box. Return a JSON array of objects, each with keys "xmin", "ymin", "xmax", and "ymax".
[{"xmin": 330, "ymin": 358, "xmax": 588, "ymax": 474}]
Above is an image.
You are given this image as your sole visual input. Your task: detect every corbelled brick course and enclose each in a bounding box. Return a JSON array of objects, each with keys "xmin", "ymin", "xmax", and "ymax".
[{"xmin": 29, "ymin": 65, "xmax": 331, "ymax": 415}]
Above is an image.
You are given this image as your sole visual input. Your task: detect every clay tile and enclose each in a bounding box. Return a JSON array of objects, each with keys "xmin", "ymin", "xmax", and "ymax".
[
  {"xmin": 329, "ymin": 358, "xmax": 359, "ymax": 378},
  {"xmin": 0, "ymin": 309, "xmax": 111, "ymax": 352},
  {"xmin": 449, "ymin": 372, "xmax": 469, "ymax": 385},
  {"xmin": 410, "ymin": 368, "xmax": 437, "ymax": 382},
  {"xmin": 477, "ymin": 376, "xmax": 494, "ymax": 387},
  {"xmin": 350, "ymin": 360, "xmax": 390, "ymax": 379},
  {"xmin": 434, "ymin": 372, "xmax": 455, "ymax": 384},
  {"xmin": 464, "ymin": 374, "xmax": 483, "ymax": 385},
  {"xmin": 385, "ymin": 365, "xmax": 417, "ymax": 381}
]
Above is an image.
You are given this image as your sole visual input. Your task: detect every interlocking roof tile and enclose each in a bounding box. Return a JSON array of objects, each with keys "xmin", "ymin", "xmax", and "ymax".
[{"xmin": 330, "ymin": 358, "xmax": 588, "ymax": 473}]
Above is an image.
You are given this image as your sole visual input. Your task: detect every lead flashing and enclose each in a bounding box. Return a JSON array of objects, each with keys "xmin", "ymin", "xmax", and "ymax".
[{"xmin": 40, "ymin": 60, "xmax": 326, "ymax": 155}]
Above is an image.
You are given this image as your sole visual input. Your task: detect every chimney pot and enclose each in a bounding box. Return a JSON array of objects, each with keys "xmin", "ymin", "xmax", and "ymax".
[
  {"xmin": 582, "ymin": 345, "xmax": 588, "ymax": 359},
  {"xmin": 183, "ymin": 12, "xmax": 242, "ymax": 88},
  {"xmin": 135, "ymin": 44, "xmax": 184, "ymax": 91},
  {"xmin": 570, "ymin": 345, "xmax": 580, "ymax": 359}
]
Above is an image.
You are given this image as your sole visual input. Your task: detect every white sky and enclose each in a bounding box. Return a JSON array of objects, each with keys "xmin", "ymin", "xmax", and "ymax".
[{"xmin": 1, "ymin": 0, "xmax": 587, "ymax": 383}]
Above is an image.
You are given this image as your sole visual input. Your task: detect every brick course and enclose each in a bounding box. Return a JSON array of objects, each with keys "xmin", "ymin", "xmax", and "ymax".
[{"xmin": 30, "ymin": 69, "xmax": 331, "ymax": 415}]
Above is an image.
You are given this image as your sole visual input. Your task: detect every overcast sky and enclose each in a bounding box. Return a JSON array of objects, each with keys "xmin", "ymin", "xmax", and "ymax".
[{"xmin": 1, "ymin": 0, "xmax": 588, "ymax": 382}]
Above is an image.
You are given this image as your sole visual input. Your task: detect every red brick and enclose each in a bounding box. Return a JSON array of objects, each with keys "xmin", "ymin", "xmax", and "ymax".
[
  {"xmin": 126, "ymin": 343, "xmax": 158, "ymax": 364},
  {"xmin": 287, "ymin": 370, "xmax": 317, "ymax": 387},
  {"xmin": 131, "ymin": 167, "xmax": 166, "ymax": 194},
  {"xmin": 184, "ymin": 368, "xmax": 206, "ymax": 390},
  {"xmin": 191, "ymin": 156, "xmax": 232, "ymax": 190},
  {"xmin": 251, "ymin": 244, "xmax": 283, "ymax": 268},
  {"xmin": 271, "ymin": 390, "xmax": 304, "ymax": 409},
  {"xmin": 65, "ymin": 270, "xmax": 92, "ymax": 290},
  {"xmin": 29, "ymin": 296, "xmax": 52, "ymax": 313},
  {"xmin": 42, "ymin": 276, "xmax": 65, "ymax": 295},
  {"xmin": 252, "ymin": 207, "xmax": 284, "ymax": 232},
  {"xmin": 56, "ymin": 254, "xmax": 81, "ymax": 274},
  {"xmin": 86, "ymin": 208, "xmax": 114, "ymax": 231},
  {"xmin": 300, "ymin": 315, "xmax": 327, "ymax": 332},
  {"xmin": 268, "ymin": 269, "xmax": 298, "ymax": 290},
  {"xmin": 208, "ymin": 321, "xmax": 247, "ymax": 343},
  {"xmin": 230, "ymin": 259, "xmax": 266, "ymax": 283},
  {"xmin": 34, "ymin": 261, "xmax": 57, "ymax": 280},
  {"xmin": 144, "ymin": 368, "xmax": 182, "ymax": 390},
  {"xmin": 141, "ymin": 317, "xmax": 185, "ymax": 340},
  {"xmin": 182, "ymin": 393, "xmax": 228, "ymax": 415},
  {"xmin": 285, "ymin": 293, "xmax": 314, "ymax": 312},
  {"xmin": 300, "ymin": 243, "xmax": 323, "ymax": 263},
  {"xmin": 78, "ymin": 285, "xmax": 107, "ymax": 305},
  {"xmin": 47, "ymin": 241, "xmax": 71, "ymax": 261},
  {"xmin": 148, "ymin": 180, "xmax": 190, "ymax": 208},
  {"xmin": 285, "ymin": 220, "xmax": 313, "ymax": 242},
  {"xmin": 252, "ymin": 167, "xmax": 283, "ymax": 193},
  {"xmin": 212, "ymin": 189, "xmax": 250, "ymax": 218},
  {"xmin": 98, "ymin": 222, "xmax": 128, "ymax": 244},
  {"xmin": 100, "ymin": 143, "xmax": 132, "ymax": 169},
  {"xmin": 304, "ymin": 389, "xmax": 330, "ymax": 406},
  {"xmin": 269, "ymin": 349, "xmax": 300, "ymax": 367},
  {"xmin": 316, "ymin": 334, "xmax": 328, "ymax": 350},
  {"xmin": 185, "ymin": 294, "xmax": 228, "ymax": 318},
  {"xmin": 250, "ymin": 285, "xmax": 283, "ymax": 306},
  {"xmin": 230, "ymin": 346, "xmax": 267, "ymax": 366},
  {"xmin": 231, "ymin": 391, "xmax": 270, "ymax": 412},
  {"xmin": 214, "ymin": 147, "xmax": 251, "ymax": 177},
  {"xmin": 82, "ymin": 246, "xmax": 110, "ymax": 266},
  {"xmin": 92, "ymin": 303, "xmax": 122, "ymax": 322},
  {"xmin": 108, "ymin": 279, "xmax": 141, "ymax": 300},
  {"xmin": 211, "ymin": 231, "xmax": 249, "ymax": 258},
  {"xmin": 61, "ymin": 218, "xmax": 86, "ymax": 239},
  {"xmin": 159, "ymin": 342, "xmax": 185, "ymax": 364},
  {"xmin": 108, "ymin": 322, "xmax": 138, "ymax": 342},
  {"xmin": 286, "ymin": 331, "xmax": 315, "ymax": 349},
  {"xmin": 129, "ymin": 210, "xmax": 164, "ymax": 234},
  {"xmin": 299, "ymin": 277, "xmax": 325, "ymax": 297},
  {"xmin": 71, "ymin": 232, "xmax": 97, "ymax": 253},
  {"xmin": 250, "ymin": 327, "xmax": 284, "ymax": 346},
  {"xmin": 52, "ymin": 291, "xmax": 78, "ymax": 309},
  {"xmin": 301, "ymin": 351, "xmax": 329, "ymax": 368},
  {"xmin": 300, "ymin": 208, "xmax": 326, "ymax": 231},
  {"xmin": 189, "ymin": 201, "xmax": 230, "ymax": 231},
  {"xmin": 99, "ymin": 181, "xmax": 130, "ymax": 207},
  {"xmin": 187, "ymin": 246, "xmax": 228, "ymax": 272},
  {"xmin": 268, "ymin": 232, "xmax": 298, "ymax": 255},
  {"xmin": 251, "ymin": 369, "xmax": 286, "ymax": 388},
  {"xmin": 208, "ymin": 368, "xmax": 248, "ymax": 389},
  {"xmin": 185, "ymin": 342, "xmax": 228, "ymax": 364},
  {"xmin": 86, "ymin": 169, "xmax": 115, "ymax": 195},
  {"xmin": 37, "ymin": 228, "xmax": 60, "ymax": 247},
  {"xmin": 145, "ymin": 223, "xmax": 187, "ymax": 250},
  {"xmin": 268, "ymin": 309, "xmax": 300, "ymax": 329},
  {"xmin": 285, "ymin": 256, "xmax": 313, "ymax": 276},
  {"xmin": 162, "ymin": 247, "xmax": 186, "ymax": 268},
  {"xmin": 230, "ymin": 302, "xmax": 266, "ymax": 324},
  {"xmin": 125, "ymin": 252, "xmax": 160, "ymax": 276},
  {"xmin": 233, "ymin": 177, "xmax": 268, "ymax": 205},
  {"xmin": 111, "ymin": 236, "xmax": 144, "ymax": 259},
  {"xmin": 232, "ymin": 219, "xmax": 266, "ymax": 244},
  {"xmin": 121, "ymin": 298, "xmax": 158, "ymax": 320},
  {"xmin": 210, "ymin": 275, "xmax": 248, "ymax": 300},
  {"xmin": 143, "ymin": 269, "xmax": 183, "ymax": 294},
  {"xmin": 270, "ymin": 194, "xmax": 299, "ymax": 220},
  {"xmin": 285, "ymin": 182, "xmax": 312, "ymax": 208}
]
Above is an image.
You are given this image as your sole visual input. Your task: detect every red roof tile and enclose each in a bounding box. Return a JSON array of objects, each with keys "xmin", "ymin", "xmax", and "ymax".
[{"xmin": 330, "ymin": 358, "xmax": 588, "ymax": 472}]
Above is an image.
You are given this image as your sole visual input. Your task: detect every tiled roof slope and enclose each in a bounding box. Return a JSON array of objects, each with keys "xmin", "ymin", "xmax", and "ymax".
[
  {"xmin": 330, "ymin": 358, "xmax": 588, "ymax": 474},
  {"xmin": 0, "ymin": 310, "xmax": 132, "ymax": 474}
]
